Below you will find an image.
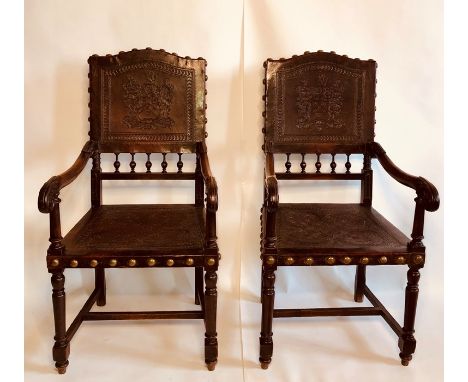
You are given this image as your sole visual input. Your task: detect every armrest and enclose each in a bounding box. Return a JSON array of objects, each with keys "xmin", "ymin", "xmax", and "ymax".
[
  {"xmin": 264, "ymin": 153, "xmax": 279, "ymax": 210},
  {"xmin": 371, "ymin": 142, "xmax": 439, "ymax": 212},
  {"xmin": 198, "ymin": 146, "xmax": 218, "ymax": 212},
  {"xmin": 38, "ymin": 141, "xmax": 95, "ymax": 213}
]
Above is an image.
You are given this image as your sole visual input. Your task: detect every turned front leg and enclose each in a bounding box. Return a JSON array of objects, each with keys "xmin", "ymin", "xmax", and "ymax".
[
  {"xmin": 399, "ymin": 266, "xmax": 421, "ymax": 366},
  {"xmin": 204, "ymin": 269, "xmax": 218, "ymax": 370},
  {"xmin": 51, "ymin": 271, "xmax": 70, "ymax": 374},
  {"xmin": 259, "ymin": 268, "xmax": 275, "ymax": 369}
]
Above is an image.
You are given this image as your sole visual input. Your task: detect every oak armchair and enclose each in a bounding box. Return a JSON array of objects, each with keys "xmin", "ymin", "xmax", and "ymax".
[
  {"xmin": 38, "ymin": 49, "xmax": 219, "ymax": 373},
  {"xmin": 259, "ymin": 51, "xmax": 439, "ymax": 369}
]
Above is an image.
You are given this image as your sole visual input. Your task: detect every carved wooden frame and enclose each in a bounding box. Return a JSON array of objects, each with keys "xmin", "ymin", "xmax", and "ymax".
[
  {"xmin": 38, "ymin": 49, "xmax": 219, "ymax": 374},
  {"xmin": 259, "ymin": 51, "xmax": 439, "ymax": 370}
]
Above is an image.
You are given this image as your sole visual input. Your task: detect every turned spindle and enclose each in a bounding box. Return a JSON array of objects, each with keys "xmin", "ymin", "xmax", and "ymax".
[
  {"xmin": 145, "ymin": 153, "xmax": 152, "ymax": 173},
  {"xmin": 161, "ymin": 153, "xmax": 168, "ymax": 173},
  {"xmin": 345, "ymin": 154, "xmax": 351, "ymax": 174},
  {"xmin": 113, "ymin": 153, "xmax": 120, "ymax": 173},
  {"xmin": 177, "ymin": 153, "xmax": 183, "ymax": 173},
  {"xmin": 330, "ymin": 153, "xmax": 336, "ymax": 174},
  {"xmin": 285, "ymin": 153, "xmax": 291, "ymax": 173},
  {"xmin": 315, "ymin": 153, "xmax": 321, "ymax": 173},
  {"xmin": 129, "ymin": 153, "xmax": 136, "ymax": 173},
  {"xmin": 300, "ymin": 153, "xmax": 306, "ymax": 173}
]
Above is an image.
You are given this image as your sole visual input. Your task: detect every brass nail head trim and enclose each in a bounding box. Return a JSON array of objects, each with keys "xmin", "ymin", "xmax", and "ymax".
[
  {"xmin": 325, "ymin": 256, "xmax": 336, "ymax": 265},
  {"xmin": 284, "ymin": 257, "xmax": 294, "ymax": 265},
  {"xmin": 379, "ymin": 256, "xmax": 388, "ymax": 264},
  {"xmin": 342, "ymin": 256, "xmax": 352, "ymax": 265},
  {"xmin": 186, "ymin": 258, "xmax": 194, "ymax": 266},
  {"xmin": 128, "ymin": 259, "xmax": 136, "ymax": 267},
  {"xmin": 304, "ymin": 257, "xmax": 314, "ymax": 266},
  {"xmin": 166, "ymin": 259, "xmax": 174, "ymax": 267},
  {"xmin": 265, "ymin": 256, "xmax": 275, "ymax": 265},
  {"xmin": 90, "ymin": 259, "xmax": 98, "ymax": 267},
  {"xmin": 51, "ymin": 259, "xmax": 60, "ymax": 267},
  {"xmin": 360, "ymin": 257, "xmax": 369, "ymax": 265},
  {"xmin": 147, "ymin": 258, "xmax": 156, "ymax": 266},
  {"xmin": 414, "ymin": 255, "xmax": 424, "ymax": 264},
  {"xmin": 395, "ymin": 256, "xmax": 405, "ymax": 264},
  {"xmin": 207, "ymin": 258, "xmax": 216, "ymax": 266},
  {"xmin": 70, "ymin": 259, "xmax": 78, "ymax": 268},
  {"xmin": 109, "ymin": 259, "xmax": 117, "ymax": 267}
]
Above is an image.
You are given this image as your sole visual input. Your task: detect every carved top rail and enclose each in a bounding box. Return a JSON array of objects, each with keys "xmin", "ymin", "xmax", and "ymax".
[
  {"xmin": 262, "ymin": 51, "xmax": 376, "ymax": 153},
  {"xmin": 88, "ymin": 48, "xmax": 208, "ymax": 154}
]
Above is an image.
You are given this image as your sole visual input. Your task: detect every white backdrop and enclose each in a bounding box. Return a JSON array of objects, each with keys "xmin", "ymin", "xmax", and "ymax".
[{"xmin": 25, "ymin": 1, "xmax": 443, "ymax": 381}]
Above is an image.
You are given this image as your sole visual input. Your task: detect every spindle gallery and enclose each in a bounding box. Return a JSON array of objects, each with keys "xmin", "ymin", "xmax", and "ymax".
[
  {"xmin": 258, "ymin": 51, "xmax": 439, "ymax": 369},
  {"xmin": 38, "ymin": 48, "xmax": 220, "ymax": 373}
]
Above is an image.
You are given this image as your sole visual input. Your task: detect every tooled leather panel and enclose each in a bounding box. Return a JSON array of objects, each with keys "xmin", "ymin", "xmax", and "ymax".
[
  {"xmin": 276, "ymin": 203, "xmax": 408, "ymax": 250},
  {"xmin": 102, "ymin": 62, "xmax": 195, "ymax": 143},
  {"xmin": 63, "ymin": 205, "xmax": 205, "ymax": 253},
  {"xmin": 276, "ymin": 64, "xmax": 363, "ymax": 143}
]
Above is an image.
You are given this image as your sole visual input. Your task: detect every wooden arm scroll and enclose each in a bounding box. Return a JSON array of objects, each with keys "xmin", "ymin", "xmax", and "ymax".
[
  {"xmin": 38, "ymin": 141, "xmax": 95, "ymax": 214},
  {"xmin": 198, "ymin": 143, "xmax": 218, "ymax": 213},
  {"xmin": 265, "ymin": 153, "xmax": 279, "ymax": 211},
  {"xmin": 371, "ymin": 142, "xmax": 440, "ymax": 212}
]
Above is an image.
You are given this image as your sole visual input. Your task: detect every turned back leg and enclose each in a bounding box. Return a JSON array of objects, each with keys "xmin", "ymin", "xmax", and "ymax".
[
  {"xmin": 195, "ymin": 266, "xmax": 203, "ymax": 305},
  {"xmin": 95, "ymin": 268, "xmax": 106, "ymax": 306},
  {"xmin": 354, "ymin": 265, "xmax": 366, "ymax": 302}
]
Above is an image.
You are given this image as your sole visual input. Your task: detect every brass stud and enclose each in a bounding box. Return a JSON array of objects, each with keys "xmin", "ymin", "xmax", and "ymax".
[
  {"xmin": 265, "ymin": 256, "xmax": 275, "ymax": 265},
  {"xmin": 395, "ymin": 256, "xmax": 406, "ymax": 264},
  {"xmin": 109, "ymin": 259, "xmax": 117, "ymax": 267},
  {"xmin": 166, "ymin": 259, "xmax": 174, "ymax": 267},
  {"xmin": 70, "ymin": 259, "xmax": 78, "ymax": 268},
  {"xmin": 342, "ymin": 256, "xmax": 352, "ymax": 265},
  {"xmin": 304, "ymin": 257, "xmax": 314, "ymax": 266},
  {"xmin": 147, "ymin": 258, "xmax": 156, "ymax": 266},
  {"xmin": 360, "ymin": 257, "xmax": 369, "ymax": 265},
  {"xmin": 128, "ymin": 259, "xmax": 136, "ymax": 267},
  {"xmin": 325, "ymin": 256, "xmax": 336, "ymax": 265},
  {"xmin": 284, "ymin": 257, "xmax": 294, "ymax": 265},
  {"xmin": 378, "ymin": 256, "xmax": 388, "ymax": 264},
  {"xmin": 414, "ymin": 255, "xmax": 424, "ymax": 264},
  {"xmin": 207, "ymin": 258, "xmax": 216, "ymax": 266},
  {"xmin": 51, "ymin": 259, "xmax": 60, "ymax": 267},
  {"xmin": 186, "ymin": 258, "xmax": 194, "ymax": 266},
  {"xmin": 90, "ymin": 259, "xmax": 98, "ymax": 267}
]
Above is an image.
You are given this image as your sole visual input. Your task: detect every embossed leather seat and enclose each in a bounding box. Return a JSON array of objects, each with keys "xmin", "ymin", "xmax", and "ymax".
[
  {"xmin": 38, "ymin": 49, "xmax": 219, "ymax": 373},
  {"xmin": 259, "ymin": 51, "xmax": 439, "ymax": 369}
]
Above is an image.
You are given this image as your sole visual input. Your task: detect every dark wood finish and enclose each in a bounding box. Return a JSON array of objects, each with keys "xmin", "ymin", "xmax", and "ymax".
[
  {"xmin": 274, "ymin": 307, "xmax": 381, "ymax": 318},
  {"xmin": 38, "ymin": 49, "xmax": 219, "ymax": 373},
  {"xmin": 259, "ymin": 51, "xmax": 440, "ymax": 368},
  {"xmin": 399, "ymin": 266, "xmax": 421, "ymax": 366},
  {"xmin": 51, "ymin": 272, "xmax": 69, "ymax": 374},
  {"xmin": 354, "ymin": 265, "xmax": 366, "ymax": 303},
  {"xmin": 84, "ymin": 311, "xmax": 204, "ymax": 320}
]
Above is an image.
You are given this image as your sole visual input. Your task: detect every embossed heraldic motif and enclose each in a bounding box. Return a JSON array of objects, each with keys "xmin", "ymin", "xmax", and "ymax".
[
  {"xmin": 295, "ymin": 74, "xmax": 345, "ymax": 131},
  {"xmin": 270, "ymin": 62, "xmax": 368, "ymax": 145},
  {"xmin": 122, "ymin": 73, "xmax": 175, "ymax": 130}
]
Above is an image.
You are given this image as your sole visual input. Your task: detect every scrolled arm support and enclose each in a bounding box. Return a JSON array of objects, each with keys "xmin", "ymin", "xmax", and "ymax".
[
  {"xmin": 264, "ymin": 153, "xmax": 279, "ymax": 211},
  {"xmin": 38, "ymin": 141, "xmax": 95, "ymax": 214},
  {"xmin": 198, "ymin": 144, "xmax": 218, "ymax": 212},
  {"xmin": 371, "ymin": 142, "xmax": 439, "ymax": 212}
]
